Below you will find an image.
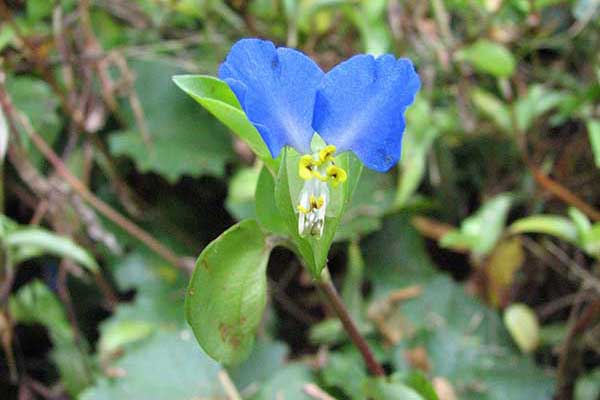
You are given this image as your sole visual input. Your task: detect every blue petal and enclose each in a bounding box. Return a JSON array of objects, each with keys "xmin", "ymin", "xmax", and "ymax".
[
  {"xmin": 219, "ymin": 39, "xmax": 324, "ymax": 157},
  {"xmin": 312, "ymin": 54, "xmax": 420, "ymax": 172}
]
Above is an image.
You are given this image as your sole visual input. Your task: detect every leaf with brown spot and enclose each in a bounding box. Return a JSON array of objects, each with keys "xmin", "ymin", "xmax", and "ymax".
[{"xmin": 185, "ymin": 220, "xmax": 272, "ymax": 365}]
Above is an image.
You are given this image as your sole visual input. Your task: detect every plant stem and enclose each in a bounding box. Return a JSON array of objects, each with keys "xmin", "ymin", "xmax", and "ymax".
[
  {"xmin": 316, "ymin": 272, "xmax": 385, "ymax": 377},
  {"xmin": 0, "ymin": 80, "xmax": 193, "ymax": 274}
]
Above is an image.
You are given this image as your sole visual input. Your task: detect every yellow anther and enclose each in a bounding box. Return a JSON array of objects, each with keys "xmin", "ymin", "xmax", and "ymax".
[
  {"xmin": 309, "ymin": 195, "xmax": 324, "ymax": 209},
  {"xmin": 326, "ymin": 165, "xmax": 347, "ymax": 187},
  {"xmin": 296, "ymin": 204, "xmax": 311, "ymax": 214},
  {"xmin": 318, "ymin": 145, "xmax": 337, "ymax": 164},
  {"xmin": 298, "ymin": 155, "xmax": 315, "ymax": 180},
  {"xmin": 311, "ymin": 170, "xmax": 329, "ymax": 182}
]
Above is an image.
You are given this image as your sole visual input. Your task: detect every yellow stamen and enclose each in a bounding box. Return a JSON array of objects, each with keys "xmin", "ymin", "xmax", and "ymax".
[
  {"xmin": 326, "ymin": 165, "xmax": 347, "ymax": 187},
  {"xmin": 296, "ymin": 204, "xmax": 311, "ymax": 214},
  {"xmin": 311, "ymin": 170, "xmax": 329, "ymax": 182},
  {"xmin": 318, "ymin": 145, "xmax": 337, "ymax": 164},
  {"xmin": 299, "ymin": 155, "xmax": 314, "ymax": 180},
  {"xmin": 309, "ymin": 195, "xmax": 324, "ymax": 209}
]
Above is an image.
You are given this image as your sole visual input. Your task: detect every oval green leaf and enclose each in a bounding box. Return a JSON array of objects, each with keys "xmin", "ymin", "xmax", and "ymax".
[
  {"xmin": 509, "ymin": 215, "xmax": 579, "ymax": 244},
  {"xmin": 6, "ymin": 228, "xmax": 99, "ymax": 273},
  {"xmin": 185, "ymin": 219, "xmax": 272, "ymax": 364},
  {"xmin": 457, "ymin": 40, "xmax": 516, "ymax": 78},
  {"xmin": 504, "ymin": 303, "xmax": 540, "ymax": 353},
  {"xmin": 172, "ymin": 75, "xmax": 277, "ymax": 171}
]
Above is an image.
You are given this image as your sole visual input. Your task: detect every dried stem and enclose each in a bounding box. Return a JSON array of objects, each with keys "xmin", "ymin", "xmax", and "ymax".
[
  {"xmin": 0, "ymin": 82, "xmax": 192, "ymax": 274},
  {"xmin": 316, "ymin": 271, "xmax": 385, "ymax": 377}
]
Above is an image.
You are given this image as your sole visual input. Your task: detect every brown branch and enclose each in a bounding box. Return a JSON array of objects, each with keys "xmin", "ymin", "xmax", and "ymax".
[
  {"xmin": 316, "ymin": 274, "xmax": 385, "ymax": 377},
  {"xmin": 529, "ymin": 165, "xmax": 600, "ymax": 222},
  {"xmin": 0, "ymin": 82, "xmax": 192, "ymax": 274}
]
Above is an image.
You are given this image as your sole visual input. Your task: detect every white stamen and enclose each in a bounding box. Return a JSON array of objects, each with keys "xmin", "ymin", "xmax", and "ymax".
[{"xmin": 297, "ymin": 178, "xmax": 329, "ymax": 238}]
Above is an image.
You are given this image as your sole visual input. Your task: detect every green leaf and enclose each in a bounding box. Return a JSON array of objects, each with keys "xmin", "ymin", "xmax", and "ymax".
[
  {"xmin": 336, "ymin": 168, "xmax": 394, "ymax": 241},
  {"xmin": 5, "ymin": 227, "xmax": 99, "ymax": 272},
  {"xmin": 80, "ymin": 330, "xmax": 225, "ymax": 400},
  {"xmin": 363, "ymin": 213, "xmax": 555, "ymax": 399},
  {"xmin": 400, "ymin": 372, "xmax": 440, "ymax": 400},
  {"xmin": 255, "ymin": 166, "xmax": 288, "ymax": 235},
  {"xmin": 471, "ymin": 88, "xmax": 512, "ymax": 133},
  {"xmin": 348, "ymin": 2, "xmax": 391, "ymax": 55},
  {"xmin": 251, "ymin": 363, "xmax": 315, "ymax": 400},
  {"xmin": 226, "ymin": 165, "xmax": 261, "ymax": 220},
  {"xmin": 0, "ymin": 24, "xmax": 14, "ymax": 52},
  {"xmin": 229, "ymin": 338, "xmax": 289, "ymax": 392},
  {"xmin": 569, "ymin": 207, "xmax": 592, "ymax": 237},
  {"xmin": 109, "ymin": 60, "xmax": 234, "ymax": 182},
  {"xmin": 0, "ymin": 102, "xmax": 7, "ymax": 161},
  {"xmin": 457, "ymin": 40, "xmax": 516, "ymax": 77},
  {"xmin": 395, "ymin": 97, "xmax": 440, "ymax": 208},
  {"xmin": 10, "ymin": 280, "xmax": 93, "ymax": 395},
  {"xmin": 441, "ymin": 193, "xmax": 513, "ymax": 258},
  {"xmin": 26, "ymin": 0, "xmax": 54, "ymax": 21},
  {"xmin": 509, "ymin": 215, "xmax": 579, "ymax": 245},
  {"xmin": 6, "ymin": 76, "xmax": 62, "ymax": 167},
  {"xmin": 514, "ymin": 85, "xmax": 563, "ymax": 132},
  {"xmin": 322, "ymin": 348, "xmax": 368, "ymax": 399},
  {"xmin": 363, "ymin": 377, "xmax": 424, "ymax": 400},
  {"xmin": 574, "ymin": 368, "xmax": 600, "ymax": 400},
  {"xmin": 504, "ymin": 303, "xmax": 540, "ymax": 353},
  {"xmin": 185, "ymin": 219, "xmax": 272, "ymax": 364},
  {"xmin": 582, "ymin": 224, "xmax": 600, "ymax": 257},
  {"xmin": 587, "ymin": 119, "xmax": 600, "ymax": 168},
  {"xmin": 172, "ymin": 74, "xmax": 277, "ymax": 171},
  {"xmin": 97, "ymin": 251, "xmax": 188, "ymax": 363}
]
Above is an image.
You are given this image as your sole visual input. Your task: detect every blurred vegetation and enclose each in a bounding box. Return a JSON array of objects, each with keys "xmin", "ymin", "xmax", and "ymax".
[{"xmin": 0, "ymin": 0, "xmax": 599, "ymax": 399}]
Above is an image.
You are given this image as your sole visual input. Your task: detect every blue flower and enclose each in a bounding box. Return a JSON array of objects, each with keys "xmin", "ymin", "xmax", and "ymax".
[{"xmin": 219, "ymin": 38, "xmax": 420, "ymax": 237}]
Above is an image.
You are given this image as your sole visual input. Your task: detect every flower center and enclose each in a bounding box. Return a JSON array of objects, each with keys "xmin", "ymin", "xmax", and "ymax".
[{"xmin": 296, "ymin": 145, "xmax": 347, "ymax": 238}]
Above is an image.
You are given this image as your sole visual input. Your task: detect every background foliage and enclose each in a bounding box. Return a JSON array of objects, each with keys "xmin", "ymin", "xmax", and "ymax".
[{"xmin": 0, "ymin": 0, "xmax": 599, "ymax": 399}]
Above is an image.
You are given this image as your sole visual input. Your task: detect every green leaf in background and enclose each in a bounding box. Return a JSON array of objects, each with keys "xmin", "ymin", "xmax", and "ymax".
[
  {"xmin": 348, "ymin": 0, "xmax": 392, "ymax": 55},
  {"xmin": 250, "ymin": 363, "xmax": 315, "ymax": 400},
  {"xmin": 471, "ymin": 88, "xmax": 512, "ymax": 133},
  {"xmin": 400, "ymin": 371, "xmax": 440, "ymax": 400},
  {"xmin": 185, "ymin": 219, "xmax": 272, "ymax": 364},
  {"xmin": 363, "ymin": 377, "xmax": 424, "ymax": 400},
  {"xmin": 109, "ymin": 60, "xmax": 234, "ymax": 183},
  {"xmin": 80, "ymin": 330, "xmax": 225, "ymax": 400},
  {"xmin": 6, "ymin": 76, "xmax": 62, "ymax": 167},
  {"xmin": 514, "ymin": 85, "xmax": 564, "ymax": 133},
  {"xmin": 457, "ymin": 40, "xmax": 516, "ymax": 77},
  {"xmin": 336, "ymin": 168, "xmax": 394, "ymax": 241},
  {"xmin": 172, "ymin": 74, "xmax": 277, "ymax": 171},
  {"xmin": 322, "ymin": 348, "xmax": 368, "ymax": 398},
  {"xmin": 363, "ymin": 213, "xmax": 554, "ymax": 399},
  {"xmin": 97, "ymin": 252, "xmax": 187, "ymax": 359},
  {"xmin": 5, "ymin": 227, "xmax": 99, "ymax": 272},
  {"xmin": 503, "ymin": 303, "xmax": 540, "ymax": 353},
  {"xmin": 574, "ymin": 368, "xmax": 600, "ymax": 400},
  {"xmin": 0, "ymin": 24, "xmax": 14, "ymax": 52},
  {"xmin": 441, "ymin": 193, "xmax": 513, "ymax": 258},
  {"xmin": 568, "ymin": 207, "xmax": 591, "ymax": 237},
  {"xmin": 226, "ymin": 165, "xmax": 261, "ymax": 220},
  {"xmin": 229, "ymin": 338, "xmax": 289, "ymax": 392},
  {"xmin": 0, "ymin": 103, "xmax": 7, "ymax": 161},
  {"xmin": 395, "ymin": 97, "xmax": 440, "ymax": 208},
  {"xmin": 10, "ymin": 280, "xmax": 94, "ymax": 396},
  {"xmin": 587, "ymin": 119, "xmax": 600, "ymax": 168},
  {"xmin": 26, "ymin": 0, "xmax": 54, "ymax": 21},
  {"xmin": 509, "ymin": 215, "xmax": 579, "ymax": 244}
]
